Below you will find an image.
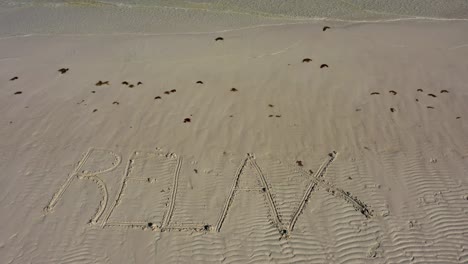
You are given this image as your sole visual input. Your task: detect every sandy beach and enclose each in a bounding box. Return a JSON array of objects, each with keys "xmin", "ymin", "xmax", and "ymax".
[{"xmin": 1, "ymin": 1, "xmax": 468, "ymax": 263}]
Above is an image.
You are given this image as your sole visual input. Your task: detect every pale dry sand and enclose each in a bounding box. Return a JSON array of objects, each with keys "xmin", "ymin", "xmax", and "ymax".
[{"xmin": 1, "ymin": 20, "xmax": 468, "ymax": 263}]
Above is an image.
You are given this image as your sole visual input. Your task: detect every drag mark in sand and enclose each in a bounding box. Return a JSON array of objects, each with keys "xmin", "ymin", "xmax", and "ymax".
[
  {"xmin": 46, "ymin": 149, "xmax": 372, "ymax": 235},
  {"xmin": 44, "ymin": 149, "xmax": 93, "ymax": 213},
  {"xmin": 289, "ymin": 151, "xmax": 372, "ymax": 232},
  {"xmin": 101, "ymin": 152, "xmax": 136, "ymax": 227},
  {"xmin": 215, "ymin": 157, "xmax": 249, "ymax": 232},
  {"xmin": 249, "ymin": 154, "xmax": 283, "ymax": 231},
  {"xmin": 44, "ymin": 148, "xmax": 121, "ymax": 219},
  {"xmin": 288, "ymin": 152, "xmax": 336, "ymax": 232},
  {"xmin": 448, "ymin": 44, "xmax": 468, "ymax": 50},
  {"xmin": 81, "ymin": 175, "xmax": 109, "ymax": 224},
  {"xmin": 161, "ymin": 157, "xmax": 182, "ymax": 230}
]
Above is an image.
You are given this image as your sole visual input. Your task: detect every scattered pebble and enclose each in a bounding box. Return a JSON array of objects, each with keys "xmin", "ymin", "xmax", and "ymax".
[
  {"xmin": 14, "ymin": 91, "xmax": 22, "ymax": 95},
  {"xmin": 10, "ymin": 76, "xmax": 18, "ymax": 81}
]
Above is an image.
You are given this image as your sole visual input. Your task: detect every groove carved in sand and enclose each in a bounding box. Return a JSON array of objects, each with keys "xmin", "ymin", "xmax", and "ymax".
[
  {"xmin": 44, "ymin": 148, "xmax": 121, "ymax": 226},
  {"xmin": 45, "ymin": 149, "xmax": 373, "ymax": 234}
]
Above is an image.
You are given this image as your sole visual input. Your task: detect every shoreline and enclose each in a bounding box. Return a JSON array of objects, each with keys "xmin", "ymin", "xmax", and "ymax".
[
  {"xmin": 1, "ymin": 18, "xmax": 468, "ymax": 40},
  {"xmin": 1, "ymin": 2, "xmax": 468, "ymax": 37}
]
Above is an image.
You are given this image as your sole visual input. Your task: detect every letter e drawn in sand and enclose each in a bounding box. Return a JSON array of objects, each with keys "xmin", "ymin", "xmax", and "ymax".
[{"xmin": 102, "ymin": 152, "xmax": 182, "ymax": 231}]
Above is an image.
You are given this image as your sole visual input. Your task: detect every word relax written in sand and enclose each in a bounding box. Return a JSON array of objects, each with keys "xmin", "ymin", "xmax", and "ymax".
[{"xmin": 44, "ymin": 149, "xmax": 372, "ymax": 235}]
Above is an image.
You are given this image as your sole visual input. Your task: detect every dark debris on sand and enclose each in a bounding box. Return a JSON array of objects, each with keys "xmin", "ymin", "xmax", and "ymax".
[
  {"xmin": 95, "ymin": 81, "xmax": 109, "ymax": 86},
  {"xmin": 58, "ymin": 68, "xmax": 69, "ymax": 74}
]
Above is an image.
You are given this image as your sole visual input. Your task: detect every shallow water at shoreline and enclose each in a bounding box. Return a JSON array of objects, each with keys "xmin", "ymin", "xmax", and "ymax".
[
  {"xmin": 3, "ymin": 0, "xmax": 468, "ymax": 21},
  {"xmin": 1, "ymin": 0, "xmax": 468, "ymax": 36}
]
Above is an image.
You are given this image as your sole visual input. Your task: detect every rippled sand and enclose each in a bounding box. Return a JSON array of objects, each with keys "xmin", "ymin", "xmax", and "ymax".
[{"xmin": 1, "ymin": 2, "xmax": 468, "ymax": 264}]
